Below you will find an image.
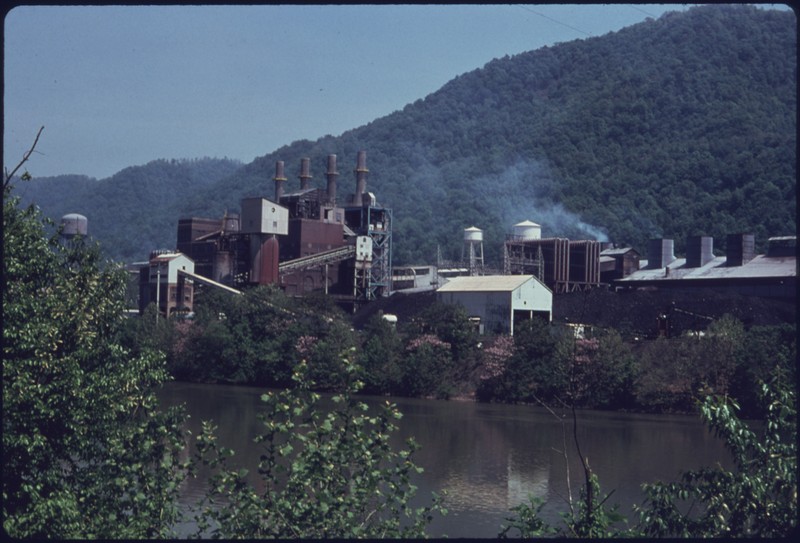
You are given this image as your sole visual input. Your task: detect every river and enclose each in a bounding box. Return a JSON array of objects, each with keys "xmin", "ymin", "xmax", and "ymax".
[{"xmin": 158, "ymin": 381, "xmax": 734, "ymax": 538}]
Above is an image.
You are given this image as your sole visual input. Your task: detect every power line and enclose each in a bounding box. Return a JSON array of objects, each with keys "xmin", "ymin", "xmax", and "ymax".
[
  {"xmin": 516, "ymin": 5, "xmax": 593, "ymax": 37},
  {"xmin": 630, "ymin": 5, "xmax": 658, "ymax": 18}
]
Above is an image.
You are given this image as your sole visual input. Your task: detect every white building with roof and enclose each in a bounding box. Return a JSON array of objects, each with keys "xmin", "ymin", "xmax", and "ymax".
[{"xmin": 436, "ymin": 275, "xmax": 552, "ymax": 335}]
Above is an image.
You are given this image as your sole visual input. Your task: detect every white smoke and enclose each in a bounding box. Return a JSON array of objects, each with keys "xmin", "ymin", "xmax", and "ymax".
[{"xmin": 473, "ymin": 159, "xmax": 610, "ymax": 242}]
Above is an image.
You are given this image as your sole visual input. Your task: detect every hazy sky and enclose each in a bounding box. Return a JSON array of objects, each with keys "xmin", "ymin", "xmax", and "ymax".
[{"xmin": 2, "ymin": 4, "xmax": 729, "ymax": 179}]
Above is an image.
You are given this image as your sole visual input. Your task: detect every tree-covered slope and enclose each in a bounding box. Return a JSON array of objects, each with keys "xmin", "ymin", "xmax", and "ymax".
[
  {"xmin": 22, "ymin": 5, "xmax": 796, "ymax": 266},
  {"xmin": 184, "ymin": 4, "xmax": 795, "ymax": 265},
  {"xmin": 18, "ymin": 158, "xmax": 242, "ymax": 262}
]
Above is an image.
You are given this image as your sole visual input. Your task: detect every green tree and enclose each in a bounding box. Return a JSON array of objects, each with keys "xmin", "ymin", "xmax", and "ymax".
[
  {"xmin": 192, "ymin": 356, "xmax": 446, "ymax": 538},
  {"xmin": 358, "ymin": 314, "xmax": 404, "ymax": 395},
  {"xmin": 3, "ymin": 177, "xmax": 188, "ymax": 537},
  {"xmin": 637, "ymin": 375, "xmax": 797, "ymax": 537},
  {"xmin": 500, "ymin": 376, "xmax": 797, "ymax": 538}
]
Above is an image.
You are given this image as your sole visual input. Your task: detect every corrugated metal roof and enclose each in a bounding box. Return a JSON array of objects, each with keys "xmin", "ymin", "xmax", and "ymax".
[
  {"xmin": 618, "ymin": 255, "xmax": 796, "ymax": 283},
  {"xmin": 437, "ymin": 275, "xmax": 535, "ymax": 292},
  {"xmin": 601, "ymin": 247, "xmax": 639, "ymax": 256}
]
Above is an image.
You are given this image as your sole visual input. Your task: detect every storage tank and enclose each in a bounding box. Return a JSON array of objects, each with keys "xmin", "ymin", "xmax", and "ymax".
[
  {"xmin": 61, "ymin": 213, "xmax": 88, "ymax": 239},
  {"xmin": 512, "ymin": 220, "xmax": 541, "ymax": 241},
  {"xmin": 464, "ymin": 226, "xmax": 483, "ymax": 242},
  {"xmin": 223, "ymin": 213, "xmax": 240, "ymax": 233}
]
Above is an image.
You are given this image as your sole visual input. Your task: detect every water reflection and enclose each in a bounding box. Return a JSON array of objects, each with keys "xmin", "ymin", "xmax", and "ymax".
[{"xmin": 158, "ymin": 383, "xmax": 733, "ymax": 539}]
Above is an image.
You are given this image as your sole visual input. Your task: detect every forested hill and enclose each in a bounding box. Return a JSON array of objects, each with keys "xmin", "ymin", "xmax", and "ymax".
[
  {"xmin": 17, "ymin": 158, "xmax": 243, "ymax": 262},
  {"xmin": 20, "ymin": 5, "xmax": 796, "ymax": 266}
]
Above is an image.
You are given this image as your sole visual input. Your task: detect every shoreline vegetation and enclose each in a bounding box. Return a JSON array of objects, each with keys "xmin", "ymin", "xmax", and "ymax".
[{"xmin": 121, "ymin": 284, "xmax": 795, "ymax": 420}]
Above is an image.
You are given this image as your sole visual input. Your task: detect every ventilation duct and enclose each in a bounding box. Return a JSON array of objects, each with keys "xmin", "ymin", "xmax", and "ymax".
[
  {"xmin": 726, "ymin": 233, "xmax": 755, "ymax": 266},
  {"xmin": 686, "ymin": 235, "xmax": 714, "ymax": 268},
  {"xmin": 647, "ymin": 238, "xmax": 675, "ymax": 269}
]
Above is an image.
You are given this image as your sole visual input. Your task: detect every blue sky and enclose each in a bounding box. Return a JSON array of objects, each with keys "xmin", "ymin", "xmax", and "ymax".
[{"xmin": 3, "ymin": 4, "xmax": 757, "ymax": 179}]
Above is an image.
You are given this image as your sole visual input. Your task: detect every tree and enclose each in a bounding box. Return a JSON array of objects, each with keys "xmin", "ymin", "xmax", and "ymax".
[
  {"xmin": 637, "ymin": 374, "xmax": 796, "ymax": 537},
  {"xmin": 192, "ymin": 357, "xmax": 446, "ymax": 538},
  {"xmin": 499, "ymin": 376, "xmax": 797, "ymax": 538},
  {"xmin": 3, "ymin": 175, "xmax": 188, "ymax": 537},
  {"xmin": 358, "ymin": 314, "xmax": 404, "ymax": 395}
]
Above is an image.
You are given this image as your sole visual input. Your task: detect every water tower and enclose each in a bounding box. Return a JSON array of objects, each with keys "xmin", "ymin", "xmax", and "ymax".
[
  {"xmin": 60, "ymin": 213, "xmax": 88, "ymax": 241},
  {"xmin": 462, "ymin": 226, "xmax": 484, "ymax": 276}
]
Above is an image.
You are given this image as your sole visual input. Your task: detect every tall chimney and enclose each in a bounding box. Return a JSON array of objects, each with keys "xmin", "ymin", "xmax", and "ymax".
[
  {"xmin": 299, "ymin": 157, "xmax": 312, "ymax": 190},
  {"xmin": 353, "ymin": 150, "xmax": 368, "ymax": 206},
  {"xmin": 326, "ymin": 154, "xmax": 338, "ymax": 204},
  {"xmin": 686, "ymin": 235, "xmax": 714, "ymax": 268},
  {"xmin": 274, "ymin": 161, "xmax": 287, "ymax": 202}
]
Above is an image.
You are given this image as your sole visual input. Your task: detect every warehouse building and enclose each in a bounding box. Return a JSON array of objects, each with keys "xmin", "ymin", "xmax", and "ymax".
[
  {"xmin": 615, "ymin": 234, "xmax": 796, "ymax": 300},
  {"xmin": 437, "ymin": 274, "xmax": 552, "ymax": 335}
]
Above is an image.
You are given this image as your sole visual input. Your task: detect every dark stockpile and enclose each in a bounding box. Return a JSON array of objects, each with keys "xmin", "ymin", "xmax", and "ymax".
[
  {"xmin": 553, "ymin": 287, "xmax": 796, "ymax": 339},
  {"xmin": 352, "ymin": 286, "xmax": 795, "ymax": 339}
]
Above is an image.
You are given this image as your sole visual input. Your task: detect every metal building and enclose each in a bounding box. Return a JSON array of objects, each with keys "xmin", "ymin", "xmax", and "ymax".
[
  {"xmin": 138, "ymin": 251, "xmax": 195, "ymax": 316},
  {"xmin": 616, "ymin": 235, "xmax": 796, "ymax": 299},
  {"xmin": 437, "ymin": 274, "xmax": 552, "ymax": 335},
  {"xmin": 503, "ymin": 220, "xmax": 601, "ymax": 293}
]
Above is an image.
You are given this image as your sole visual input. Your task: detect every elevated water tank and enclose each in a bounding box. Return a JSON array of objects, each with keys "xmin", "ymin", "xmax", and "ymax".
[
  {"xmin": 223, "ymin": 213, "xmax": 240, "ymax": 233},
  {"xmin": 512, "ymin": 220, "xmax": 541, "ymax": 240},
  {"xmin": 61, "ymin": 213, "xmax": 88, "ymax": 238},
  {"xmin": 464, "ymin": 226, "xmax": 483, "ymax": 242}
]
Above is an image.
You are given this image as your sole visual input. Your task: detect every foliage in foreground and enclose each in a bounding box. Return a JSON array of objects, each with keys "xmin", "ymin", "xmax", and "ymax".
[
  {"xmin": 3, "ymin": 180, "xmax": 187, "ymax": 538},
  {"xmin": 499, "ymin": 375, "xmax": 797, "ymax": 538},
  {"xmin": 192, "ymin": 356, "xmax": 446, "ymax": 538}
]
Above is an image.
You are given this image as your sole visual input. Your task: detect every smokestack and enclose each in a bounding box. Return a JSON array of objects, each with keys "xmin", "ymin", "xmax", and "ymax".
[
  {"xmin": 326, "ymin": 154, "xmax": 338, "ymax": 204},
  {"xmin": 299, "ymin": 157, "xmax": 312, "ymax": 190},
  {"xmin": 686, "ymin": 235, "xmax": 714, "ymax": 268},
  {"xmin": 353, "ymin": 150, "xmax": 368, "ymax": 206},
  {"xmin": 274, "ymin": 161, "xmax": 287, "ymax": 202}
]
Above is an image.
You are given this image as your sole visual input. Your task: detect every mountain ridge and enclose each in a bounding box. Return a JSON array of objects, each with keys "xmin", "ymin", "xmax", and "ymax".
[{"xmin": 16, "ymin": 4, "xmax": 796, "ymax": 266}]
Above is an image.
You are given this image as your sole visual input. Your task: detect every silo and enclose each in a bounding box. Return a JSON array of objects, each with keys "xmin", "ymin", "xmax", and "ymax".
[
  {"xmin": 61, "ymin": 213, "xmax": 88, "ymax": 239},
  {"xmin": 249, "ymin": 235, "xmax": 279, "ymax": 285},
  {"xmin": 512, "ymin": 220, "xmax": 541, "ymax": 241},
  {"xmin": 213, "ymin": 251, "xmax": 232, "ymax": 284}
]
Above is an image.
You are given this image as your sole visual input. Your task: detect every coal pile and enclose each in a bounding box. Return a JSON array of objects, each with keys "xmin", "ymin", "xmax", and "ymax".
[
  {"xmin": 553, "ymin": 287, "xmax": 795, "ymax": 338},
  {"xmin": 351, "ymin": 290, "xmax": 438, "ymax": 329}
]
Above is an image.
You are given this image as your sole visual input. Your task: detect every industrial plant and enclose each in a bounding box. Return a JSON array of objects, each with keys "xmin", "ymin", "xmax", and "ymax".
[
  {"xmin": 138, "ymin": 151, "xmax": 392, "ymax": 315},
  {"xmin": 59, "ymin": 148, "xmax": 788, "ymax": 335}
]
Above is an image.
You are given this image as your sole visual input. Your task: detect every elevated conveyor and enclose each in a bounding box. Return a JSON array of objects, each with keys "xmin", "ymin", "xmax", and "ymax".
[{"xmin": 278, "ymin": 245, "xmax": 355, "ymax": 274}]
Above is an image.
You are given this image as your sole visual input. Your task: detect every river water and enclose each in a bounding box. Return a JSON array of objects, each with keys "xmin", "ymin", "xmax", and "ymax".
[{"xmin": 158, "ymin": 381, "xmax": 733, "ymax": 538}]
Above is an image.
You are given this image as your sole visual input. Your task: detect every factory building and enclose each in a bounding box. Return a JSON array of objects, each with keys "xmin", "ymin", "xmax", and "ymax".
[
  {"xmin": 174, "ymin": 151, "xmax": 392, "ymax": 310},
  {"xmin": 614, "ymin": 234, "xmax": 796, "ymax": 300},
  {"xmin": 503, "ymin": 220, "xmax": 601, "ymax": 293},
  {"xmin": 437, "ymin": 275, "xmax": 552, "ymax": 335},
  {"xmin": 138, "ymin": 251, "xmax": 195, "ymax": 317},
  {"xmin": 599, "ymin": 246, "xmax": 641, "ymax": 283}
]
